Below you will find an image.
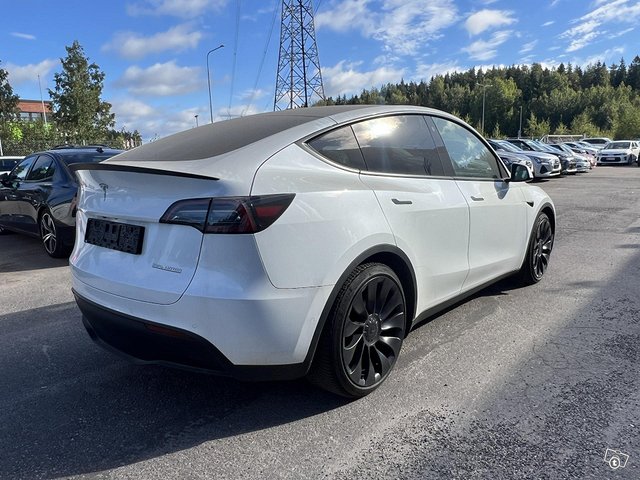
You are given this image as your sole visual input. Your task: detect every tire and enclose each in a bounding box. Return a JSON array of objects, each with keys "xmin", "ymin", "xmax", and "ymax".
[
  {"xmin": 308, "ymin": 263, "xmax": 406, "ymax": 398},
  {"xmin": 0, "ymin": 224, "xmax": 13, "ymax": 235},
  {"xmin": 39, "ymin": 209, "xmax": 70, "ymax": 258},
  {"xmin": 518, "ymin": 212, "xmax": 554, "ymax": 285}
]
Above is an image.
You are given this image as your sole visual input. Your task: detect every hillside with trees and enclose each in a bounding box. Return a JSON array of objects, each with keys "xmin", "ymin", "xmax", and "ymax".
[{"xmin": 320, "ymin": 57, "xmax": 640, "ymax": 140}]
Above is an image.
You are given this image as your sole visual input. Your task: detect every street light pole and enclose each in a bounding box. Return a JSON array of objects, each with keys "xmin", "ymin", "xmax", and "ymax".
[
  {"xmin": 518, "ymin": 105, "xmax": 523, "ymax": 138},
  {"xmin": 476, "ymin": 81, "xmax": 493, "ymax": 135},
  {"xmin": 195, "ymin": 114, "xmax": 199, "ymax": 127},
  {"xmin": 206, "ymin": 44, "xmax": 224, "ymax": 124}
]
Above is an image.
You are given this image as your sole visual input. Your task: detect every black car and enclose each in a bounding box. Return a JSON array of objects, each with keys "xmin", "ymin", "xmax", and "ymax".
[{"xmin": 0, "ymin": 145, "xmax": 124, "ymax": 257}]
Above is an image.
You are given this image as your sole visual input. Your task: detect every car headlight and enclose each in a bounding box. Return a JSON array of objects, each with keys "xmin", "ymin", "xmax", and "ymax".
[{"xmin": 532, "ymin": 156, "xmax": 543, "ymax": 164}]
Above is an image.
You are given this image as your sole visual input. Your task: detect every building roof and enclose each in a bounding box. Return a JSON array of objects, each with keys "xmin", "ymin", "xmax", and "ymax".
[{"xmin": 18, "ymin": 99, "xmax": 52, "ymax": 114}]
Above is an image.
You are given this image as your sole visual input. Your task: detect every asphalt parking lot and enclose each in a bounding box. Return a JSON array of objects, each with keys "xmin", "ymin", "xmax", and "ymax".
[{"xmin": 1, "ymin": 166, "xmax": 639, "ymax": 479}]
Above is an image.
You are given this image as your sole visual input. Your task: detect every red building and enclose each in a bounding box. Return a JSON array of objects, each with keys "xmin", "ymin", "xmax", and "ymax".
[{"xmin": 17, "ymin": 99, "xmax": 52, "ymax": 122}]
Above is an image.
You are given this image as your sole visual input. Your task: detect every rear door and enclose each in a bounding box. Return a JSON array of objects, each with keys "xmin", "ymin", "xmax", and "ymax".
[
  {"xmin": 431, "ymin": 116, "xmax": 528, "ymax": 290},
  {"xmin": 13, "ymin": 154, "xmax": 57, "ymax": 234},
  {"xmin": 353, "ymin": 114, "xmax": 470, "ymax": 311},
  {"xmin": 0, "ymin": 155, "xmax": 37, "ymax": 231}
]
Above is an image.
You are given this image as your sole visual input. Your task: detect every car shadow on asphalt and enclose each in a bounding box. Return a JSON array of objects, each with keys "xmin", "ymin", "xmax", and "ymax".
[
  {"xmin": 0, "ymin": 234, "xmax": 68, "ymax": 273},
  {"xmin": 0, "ymin": 302, "xmax": 349, "ymax": 479}
]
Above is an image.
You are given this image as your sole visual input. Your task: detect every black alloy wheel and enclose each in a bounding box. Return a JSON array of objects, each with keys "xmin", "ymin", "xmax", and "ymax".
[
  {"xmin": 309, "ymin": 263, "xmax": 406, "ymax": 398},
  {"xmin": 519, "ymin": 212, "xmax": 554, "ymax": 285},
  {"xmin": 39, "ymin": 209, "xmax": 67, "ymax": 258}
]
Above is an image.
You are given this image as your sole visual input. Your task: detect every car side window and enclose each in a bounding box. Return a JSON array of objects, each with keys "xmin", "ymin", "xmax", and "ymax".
[
  {"xmin": 307, "ymin": 125, "xmax": 366, "ymax": 170},
  {"xmin": 432, "ymin": 117, "xmax": 501, "ymax": 179},
  {"xmin": 26, "ymin": 155, "xmax": 56, "ymax": 182},
  {"xmin": 351, "ymin": 115, "xmax": 444, "ymax": 176},
  {"xmin": 11, "ymin": 156, "xmax": 37, "ymax": 181}
]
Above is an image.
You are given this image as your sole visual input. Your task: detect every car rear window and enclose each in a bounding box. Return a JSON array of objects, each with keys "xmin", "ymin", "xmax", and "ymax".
[{"xmin": 60, "ymin": 151, "xmax": 122, "ymax": 166}]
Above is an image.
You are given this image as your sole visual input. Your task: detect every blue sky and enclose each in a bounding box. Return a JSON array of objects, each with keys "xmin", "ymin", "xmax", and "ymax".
[{"xmin": 3, "ymin": 0, "xmax": 639, "ymax": 141}]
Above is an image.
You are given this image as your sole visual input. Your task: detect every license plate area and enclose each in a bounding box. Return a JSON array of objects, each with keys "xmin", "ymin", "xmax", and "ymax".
[{"xmin": 85, "ymin": 219, "xmax": 145, "ymax": 254}]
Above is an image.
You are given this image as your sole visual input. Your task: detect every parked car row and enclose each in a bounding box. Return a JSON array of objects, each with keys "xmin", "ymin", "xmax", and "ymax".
[{"xmin": 488, "ymin": 136, "xmax": 640, "ymax": 181}]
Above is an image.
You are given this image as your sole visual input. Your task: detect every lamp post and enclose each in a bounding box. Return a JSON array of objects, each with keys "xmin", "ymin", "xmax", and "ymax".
[
  {"xmin": 206, "ymin": 44, "xmax": 224, "ymax": 124},
  {"xmin": 476, "ymin": 81, "xmax": 493, "ymax": 135},
  {"xmin": 518, "ymin": 105, "xmax": 523, "ymax": 139},
  {"xmin": 194, "ymin": 114, "xmax": 199, "ymax": 127},
  {"xmin": 38, "ymin": 74, "xmax": 48, "ymax": 125}
]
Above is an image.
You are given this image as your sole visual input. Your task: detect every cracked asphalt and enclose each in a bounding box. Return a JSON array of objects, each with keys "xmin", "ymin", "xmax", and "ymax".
[{"xmin": 1, "ymin": 166, "xmax": 638, "ymax": 479}]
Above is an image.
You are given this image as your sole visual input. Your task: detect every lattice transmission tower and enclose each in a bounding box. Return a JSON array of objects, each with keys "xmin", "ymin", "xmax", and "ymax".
[{"xmin": 274, "ymin": 0, "xmax": 325, "ymax": 110}]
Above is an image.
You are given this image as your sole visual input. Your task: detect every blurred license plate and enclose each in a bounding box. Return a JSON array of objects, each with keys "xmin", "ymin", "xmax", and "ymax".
[{"xmin": 85, "ymin": 219, "xmax": 144, "ymax": 254}]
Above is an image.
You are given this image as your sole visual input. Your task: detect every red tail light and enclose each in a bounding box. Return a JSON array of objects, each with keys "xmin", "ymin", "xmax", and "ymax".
[{"xmin": 160, "ymin": 194, "xmax": 294, "ymax": 234}]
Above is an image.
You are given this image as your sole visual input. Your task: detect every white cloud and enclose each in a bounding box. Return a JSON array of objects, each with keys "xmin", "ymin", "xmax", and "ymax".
[
  {"xmin": 573, "ymin": 46, "xmax": 625, "ymax": 67},
  {"xmin": 414, "ymin": 61, "xmax": 461, "ymax": 81},
  {"xmin": 322, "ymin": 60, "xmax": 404, "ymax": 97},
  {"xmin": 10, "ymin": 32, "xmax": 36, "ymax": 40},
  {"xmin": 542, "ymin": 21, "xmax": 554, "ymax": 27},
  {"xmin": 465, "ymin": 9, "xmax": 517, "ymax": 36},
  {"xmin": 116, "ymin": 61, "xmax": 204, "ymax": 96},
  {"xmin": 316, "ymin": 0, "xmax": 458, "ymax": 56},
  {"xmin": 239, "ymin": 88, "xmax": 268, "ymax": 102},
  {"xmin": 112, "ymin": 97, "xmax": 204, "ymax": 140},
  {"xmin": 127, "ymin": 0, "xmax": 228, "ymax": 18},
  {"xmin": 103, "ymin": 24, "xmax": 203, "ymax": 59},
  {"xmin": 520, "ymin": 40, "xmax": 538, "ymax": 54},
  {"xmin": 462, "ymin": 30, "xmax": 512, "ymax": 61},
  {"xmin": 112, "ymin": 98, "xmax": 158, "ymax": 123},
  {"xmin": 4, "ymin": 59, "xmax": 59, "ymax": 86},
  {"xmin": 561, "ymin": 0, "xmax": 640, "ymax": 52}
]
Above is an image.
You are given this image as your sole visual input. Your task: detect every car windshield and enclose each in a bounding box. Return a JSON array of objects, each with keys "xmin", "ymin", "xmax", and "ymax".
[
  {"xmin": 605, "ymin": 141, "xmax": 630, "ymax": 149},
  {"xmin": 60, "ymin": 151, "xmax": 122, "ymax": 166},
  {"xmin": 496, "ymin": 140, "xmax": 522, "ymax": 152},
  {"xmin": 532, "ymin": 141, "xmax": 556, "ymax": 153},
  {"xmin": 553, "ymin": 144, "xmax": 571, "ymax": 153}
]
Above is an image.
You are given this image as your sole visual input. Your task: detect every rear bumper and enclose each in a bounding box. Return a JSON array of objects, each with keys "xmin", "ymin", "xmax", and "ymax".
[{"xmin": 74, "ymin": 291, "xmax": 312, "ymax": 381}]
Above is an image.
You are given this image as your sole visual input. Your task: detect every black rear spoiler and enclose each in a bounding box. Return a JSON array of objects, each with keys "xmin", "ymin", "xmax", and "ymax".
[{"xmin": 70, "ymin": 162, "xmax": 219, "ymax": 181}]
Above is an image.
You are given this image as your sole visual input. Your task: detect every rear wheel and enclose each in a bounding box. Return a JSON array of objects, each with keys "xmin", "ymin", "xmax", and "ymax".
[
  {"xmin": 309, "ymin": 263, "xmax": 406, "ymax": 398},
  {"xmin": 518, "ymin": 212, "xmax": 554, "ymax": 285},
  {"xmin": 39, "ymin": 209, "xmax": 69, "ymax": 258}
]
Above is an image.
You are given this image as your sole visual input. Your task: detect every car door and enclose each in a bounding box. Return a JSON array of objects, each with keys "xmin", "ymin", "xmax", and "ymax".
[
  {"xmin": 431, "ymin": 116, "xmax": 529, "ymax": 291},
  {"xmin": 353, "ymin": 114, "xmax": 470, "ymax": 312},
  {"xmin": 14, "ymin": 154, "xmax": 57, "ymax": 234},
  {"xmin": 0, "ymin": 155, "xmax": 37, "ymax": 231}
]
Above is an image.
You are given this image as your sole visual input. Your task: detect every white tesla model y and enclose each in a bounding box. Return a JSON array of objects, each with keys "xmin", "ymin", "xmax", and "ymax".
[{"xmin": 70, "ymin": 105, "xmax": 555, "ymax": 397}]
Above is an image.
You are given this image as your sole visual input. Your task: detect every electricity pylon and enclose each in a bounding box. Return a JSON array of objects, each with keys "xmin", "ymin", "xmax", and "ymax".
[{"xmin": 274, "ymin": 0, "xmax": 325, "ymax": 110}]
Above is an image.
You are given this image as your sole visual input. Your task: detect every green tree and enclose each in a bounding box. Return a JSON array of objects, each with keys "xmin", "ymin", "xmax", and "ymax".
[
  {"xmin": 524, "ymin": 113, "xmax": 550, "ymax": 138},
  {"xmin": 49, "ymin": 41, "xmax": 115, "ymax": 144},
  {"xmin": 0, "ymin": 61, "xmax": 19, "ymax": 123}
]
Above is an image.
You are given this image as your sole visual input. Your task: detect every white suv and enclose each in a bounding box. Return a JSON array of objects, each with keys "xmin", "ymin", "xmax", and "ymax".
[
  {"xmin": 70, "ymin": 106, "xmax": 555, "ymax": 397},
  {"xmin": 596, "ymin": 140, "xmax": 640, "ymax": 165}
]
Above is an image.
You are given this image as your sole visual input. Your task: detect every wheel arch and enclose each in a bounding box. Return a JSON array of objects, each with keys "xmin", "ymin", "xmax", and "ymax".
[
  {"xmin": 540, "ymin": 202, "xmax": 556, "ymax": 235},
  {"xmin": 303, "ymin": 244, "xmax": 417, "ymax": 374}
]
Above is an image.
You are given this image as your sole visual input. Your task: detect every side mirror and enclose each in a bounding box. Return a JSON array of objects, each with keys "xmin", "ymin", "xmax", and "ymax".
[
  {"xmin": 0, "ymin": 172, "xmax": 10, "ymax": 187},
  {"xmin": 508, "ymin": 163, "xmax": 533, "ymax": 182}
]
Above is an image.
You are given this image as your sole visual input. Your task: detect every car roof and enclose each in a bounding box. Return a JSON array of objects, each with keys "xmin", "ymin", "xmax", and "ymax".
[
  {"xmin": 101, "ymin": 105, "xmax": 463, "ymax": 180},
  {"xmin": 108, "ymin": 105, "xmax": 458, "ymax": 163}
]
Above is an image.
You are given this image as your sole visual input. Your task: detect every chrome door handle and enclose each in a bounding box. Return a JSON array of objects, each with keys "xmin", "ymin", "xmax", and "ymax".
[
  {"xmin": 470, "ymin": 196, "xmax": 484, "ymax": 201},
  {"xmin": 392, "ymin": 198, "xmax": 413, "ymax": 205}
]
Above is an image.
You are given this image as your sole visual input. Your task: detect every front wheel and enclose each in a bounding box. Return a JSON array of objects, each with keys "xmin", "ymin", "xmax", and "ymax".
[
  {"xmin": 309, "ymin": 263, "xmax": 407, "ymax": 398},
  {"xmin": 39, "ymin": 209, "xmax": 69, "ymax": 258},
  {"xmin": 518, "ymin": 212, "xmax": 554, "ymax": 285}
]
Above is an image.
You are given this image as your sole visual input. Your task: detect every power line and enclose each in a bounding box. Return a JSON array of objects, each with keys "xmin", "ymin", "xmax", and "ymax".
[{"xmin": 243, "ymin": 0, "xmax": 280, "ymax": 116}]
